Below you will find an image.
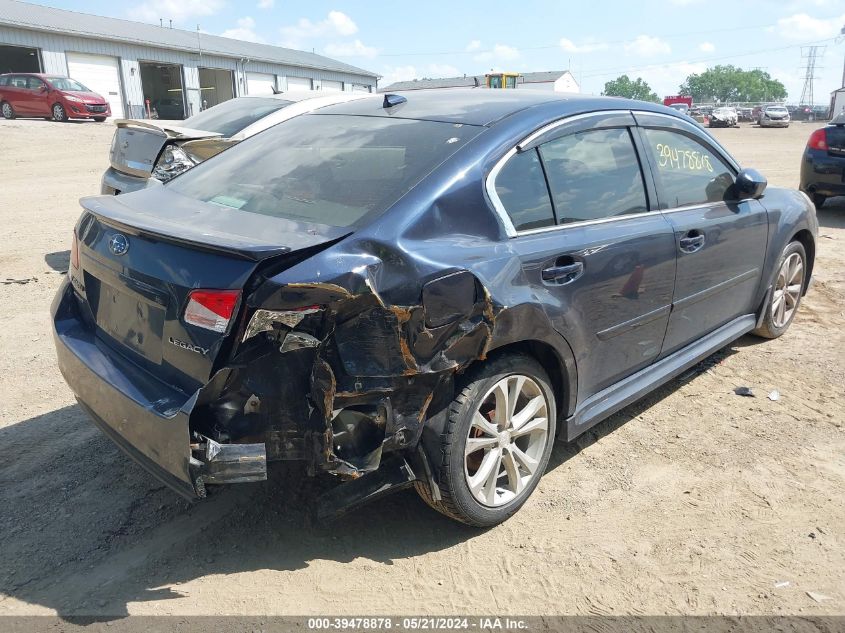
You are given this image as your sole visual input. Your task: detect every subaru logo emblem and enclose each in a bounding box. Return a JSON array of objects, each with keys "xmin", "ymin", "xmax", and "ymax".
[{"xmin": 108, "ymin": 233, "xmax": 129, "ymax": 256}]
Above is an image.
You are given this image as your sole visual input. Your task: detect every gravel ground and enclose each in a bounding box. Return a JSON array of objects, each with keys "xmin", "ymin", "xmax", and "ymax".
[{"xmin": 0, "ymin": 117, "xmax": 842, "ymax": 618}]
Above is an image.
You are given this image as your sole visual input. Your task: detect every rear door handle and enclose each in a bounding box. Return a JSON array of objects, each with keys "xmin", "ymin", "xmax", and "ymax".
[
  {"xmin": 542, "ymin": 261, "xmax": 584, "ymax": 283},
  {"xmin": 679, "ymin": 231, "xmax": 705, "ymax": 253}
]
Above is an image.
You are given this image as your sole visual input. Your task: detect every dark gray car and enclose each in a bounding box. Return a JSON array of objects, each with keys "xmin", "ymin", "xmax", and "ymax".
[{"xmin": 52, "ymin": 90, "xmax": 818, "ymax": 526}]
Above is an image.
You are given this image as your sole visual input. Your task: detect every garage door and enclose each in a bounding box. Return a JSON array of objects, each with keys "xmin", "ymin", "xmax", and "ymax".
[
  {"xmin": 287, "ymin": 76, "xmax": 312, "ymax": 91},
  {"xmin": 66, "ymin": 52, "xmax": 123, "ymax": 118},
  {"xmin": 246, "ymin": 72, "xmax": 275, "ymax": 95},
  {"xmin": 321, "ymin": 80, "xmax": 343, "ymax": 92}
]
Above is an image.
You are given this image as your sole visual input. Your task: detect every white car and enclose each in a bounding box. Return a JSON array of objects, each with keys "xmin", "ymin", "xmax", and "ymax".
[
  {"xmin": 708, "ymin": 107, "xmax": 738, "ymax": 128},
  {"xmin": 758, "ymin": 105, "xmax": 790, "ymax": 128},
  {"xmin": 101, "ymin": 92, "xmax": 376, "ymax": 194}
]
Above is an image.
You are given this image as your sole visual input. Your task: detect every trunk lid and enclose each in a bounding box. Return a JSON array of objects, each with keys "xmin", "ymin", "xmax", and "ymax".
[
  {"xmin": 826, "ymin": 123, "xmax": 845, "ymax": 156},
  {"xmin": 74, "ymin": 189, "xmax": 349, "ymax": 393},
  {"xmin": 109, "ymin": 119, "xmax": 222, "ymax": 178}
]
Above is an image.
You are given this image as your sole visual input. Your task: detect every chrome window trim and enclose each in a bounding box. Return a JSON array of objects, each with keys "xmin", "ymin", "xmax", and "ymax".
[{"xmin": 487, "ymin": 109, "xmax": 654, "ymax": 239}]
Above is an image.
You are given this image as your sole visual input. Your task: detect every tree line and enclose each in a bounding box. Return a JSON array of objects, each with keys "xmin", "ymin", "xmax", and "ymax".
[{"xmin": 602, "ymin": 65, "xmax": 788, "ymax": 103}]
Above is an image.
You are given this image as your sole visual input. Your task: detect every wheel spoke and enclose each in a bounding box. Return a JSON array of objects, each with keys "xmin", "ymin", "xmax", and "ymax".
[
  {"xmin": 511, "ymin": 395, "xmax": 545, "ymax": 431},
  {"xmin": 510, "ymin": 443, "xmax": 540, "ymax": 475},
  {"xmin": 468, "ymin": 447, "xmax": 501, "ymax": 501},
  {"xmin": 492, "ymin": 381, "xmax": 509, "ymax": 429},
  {"xmin": 511, "ymin": 415, "xmax": 548, "ymax": 439},
  {"xmin": 471, "ymin": 411, "xmax": 498, "ymax": 438},
  {"xmin": 507, "ymin": 375, "xmax": 526, "ymax": 421},
  {"xmin": 465, "ymin": 436, "xmax": 499, "ymax": 456},
  {"xmin": 789, "ymin": 262, "xmax": 803, "ymax": 286},
  {"xmin": 501, "ymin": 449, "xmax": 524, "ymax": 495}
]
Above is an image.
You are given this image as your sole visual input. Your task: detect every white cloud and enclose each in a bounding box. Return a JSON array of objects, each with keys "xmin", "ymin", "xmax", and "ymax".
[
  {"xmin": 221, "ymin": 16, "xmax": 264, "ymax": 43},
  {"xmin": 624, "ymin": 35, "xmax": 671, "ymax": 57},
  {"xmin": 559, "ymin": 37, "xmax": 608, "ymax": 53},
  {"xmin": 474, "ymin": 43, "xmax": 520, "ymax": 63},
  {"xmin": 774, "ymin": 13, "xmax": 845, "ymax": 40},
  {"xmin": 630, "ymin": 61, "xmax": 707, "ymax": 97},
  {"xmin": 324, "ymin": 39, "xmax": 378, "ymax": 58},
  {"xmin": 257, "ymin": 0, "xmax": 274, "ymax": 8},
  {"xmin": 465, "ymin": 40, "xmax": 482, "ymax": 52},
  {"xmin": 128, "ymin": 0, "xmax": 224, "ymax": 23},
  {"xmin": 698, "ymin": 41, "xmax": 715, "ymax": 53},
  {"xmin": 280, "ymin": 10, "xmax": 358, "ymax": 47}
]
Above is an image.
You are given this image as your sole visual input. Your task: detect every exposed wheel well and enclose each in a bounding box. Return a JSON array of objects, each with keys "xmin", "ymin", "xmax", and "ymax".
[
  {"xmin": 791, "ymin": 229, "xmax": 815, "ymax": 295},
  {"xmin": 479, "ymin": 340, "xmax": 570, "ymax": 431}
]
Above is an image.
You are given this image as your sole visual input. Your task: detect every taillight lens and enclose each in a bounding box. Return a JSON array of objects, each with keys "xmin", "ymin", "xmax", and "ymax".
[
  {"xmin": 807, "ymin": 128, "xmax": 827, "ymax": 151},
  {"xmin": 70, "ymin": 233, "xmax": 80, "ymax": 270},
  {"xmin": 184, "ymin": 289, "xmax": 241, "ymax": 333}
]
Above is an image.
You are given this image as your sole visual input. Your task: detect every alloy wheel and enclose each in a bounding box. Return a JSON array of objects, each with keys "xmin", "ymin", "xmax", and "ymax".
[
  {"xmin": 771, "ymin": 252, "xmax": 803, "ymax": 328},
  {"xmin": 53, "ymin": 104, "xmax": 65, "ymax": 121},
  {"xmin": 463, "ymin": 374, "xmax": 550, "ymax": 507},
  {"xmin": 2, "ymin": 103, "xmax": 11, "ymax": 118}
]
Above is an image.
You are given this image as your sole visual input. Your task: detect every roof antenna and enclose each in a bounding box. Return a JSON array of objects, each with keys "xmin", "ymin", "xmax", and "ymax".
[
  {"xmin": 169, "ymin": 19, "xmax": 172, "ymax": 28},
  {"xmin": 159, "ymin": 18, "xmax": 163, "ymax": 27},
  {"xmin": 383, "ymin": 94, "xmax": 407, "ymax": 108}
]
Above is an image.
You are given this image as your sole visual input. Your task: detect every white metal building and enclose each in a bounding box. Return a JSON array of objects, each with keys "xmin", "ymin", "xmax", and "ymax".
[
  {"xmin": 0, "ymin": 0, "xmax": 377, "ymax": 119},
  {"xmin": 380, "ymin": 71, "xmax": 580, "ymax": 93}
]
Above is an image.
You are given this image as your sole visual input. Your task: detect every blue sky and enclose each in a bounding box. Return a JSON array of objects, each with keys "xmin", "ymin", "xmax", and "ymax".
[{"xmin": 32, "ymin": 0, "xmax": 845, "ymax": 101}]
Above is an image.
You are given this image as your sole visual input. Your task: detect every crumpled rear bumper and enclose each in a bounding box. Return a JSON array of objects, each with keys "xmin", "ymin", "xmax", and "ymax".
[{"xmin": 53, "ymin": 280, "xmax": 197, "ymax": 498}]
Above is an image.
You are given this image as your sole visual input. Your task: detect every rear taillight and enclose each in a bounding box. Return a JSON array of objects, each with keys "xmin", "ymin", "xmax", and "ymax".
[
  {"xmin": 808, "ymin": 128, "xmax": 828, "ymax": 151},
  {"xmin": 70, "ymin": 233, "xmax": 79, "ymax": 270},
  {"xmin": 184, "ymin": 289, "xmax": 241, "ymax": 333}
]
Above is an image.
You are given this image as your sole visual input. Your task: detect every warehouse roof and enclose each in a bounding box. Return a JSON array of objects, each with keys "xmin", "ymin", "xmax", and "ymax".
[
  {"xmin": 381, "ymin": 70, "xmax": 574, "ymax": 92},
  {"xmin": 0, "ymin": 0, "xmax": 378, "ymax": 79}
]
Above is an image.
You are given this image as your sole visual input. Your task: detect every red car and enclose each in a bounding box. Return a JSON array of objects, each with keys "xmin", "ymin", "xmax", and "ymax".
[{"xmin": 0, "ymin": 73, "xmax": 111, "ymax": 122}]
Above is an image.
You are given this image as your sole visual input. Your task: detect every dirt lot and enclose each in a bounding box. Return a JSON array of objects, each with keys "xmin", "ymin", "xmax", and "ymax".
[{"xmin": 0, "ymin": 118, "xmax": 843, "ymax": 618}]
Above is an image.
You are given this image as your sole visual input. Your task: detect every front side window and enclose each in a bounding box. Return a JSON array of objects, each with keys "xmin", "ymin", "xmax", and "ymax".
[
  {"xmin": 170, "ymin": 114, "xmax": 483, "ymax": 228},
  {"xmin": 46, "ymin": 77, "xmax": 90, "ymax": 91},
  {"xmin": 494, "ymin": 149, "xmax": 555, "ymax": 231},
  {"xmin": 26, "ymin": 77, "xmax": 46, "ymax": 91},
  {"xmin": 642, "ymin": 128, "xmax": 735, "ymax": 208},
  {"xmin": 539, "ymin": 127, "xmax": 648, "ymax": 223}
]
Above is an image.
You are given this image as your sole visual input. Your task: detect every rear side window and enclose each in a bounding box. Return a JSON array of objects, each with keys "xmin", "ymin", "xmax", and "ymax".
[
  {"xmin": 0, "ymin": 76, "xmax": 8, "ymax": 87},
  {"xmin": 183, "ymin": 97, "xmax": 292, "ymax": 137},
  {"xmin": 494, "ymin": 149, "xmax": 555, "ymax": 231},
  {"xmin": 642, "ymin": 128, "xmax": 735, "ymax": 208},
  {"xmin": 539, "ymin": 128, "xmax": 648, "ymax": 223}
]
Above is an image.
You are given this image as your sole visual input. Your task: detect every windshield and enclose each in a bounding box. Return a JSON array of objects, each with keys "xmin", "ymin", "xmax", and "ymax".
[
  {"xmin": 48, "ymin": 77, "xmax": 91, "ymax": 91},
  {"xmin": 184, "ymin": 97, "xmax": 292, "ymax": 137},
  {"xmin": 170, "ymin": 114, "xmax": 484, "ymax": 228}
]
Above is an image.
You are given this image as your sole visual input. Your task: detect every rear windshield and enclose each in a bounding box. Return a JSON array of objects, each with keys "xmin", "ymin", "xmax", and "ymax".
[
  {"xmin": 47, "ymin": 77, "xmax": 91, "ymax": 91},
  {"xmin": 169, "ymin": 114, "xmax": 483, "ymax": 228},
  {"xmin": 767, "ymin": 107, "xmax": 788, "ymax": 114},
  {"xmin": 183, "ymin": 97, "xmax": 292, "ymax": 137}
]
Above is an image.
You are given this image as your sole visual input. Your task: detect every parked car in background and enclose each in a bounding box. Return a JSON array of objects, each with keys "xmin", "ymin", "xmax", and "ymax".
[
  {"xmin": 758, "ymin": 105, "xmax": 790, "ymax": 127},
  {"xmin": 709, "ymin": 106, "xmax": 738, "ymax": 128},
  {"xmin": 800, "ymin": 112, "xmax": 845, "ymax": 208},
  {"xmin": 151, "ymin": 98, "xmax": 184, "ymax": 120},
  {"xmin": 102, "ymin": 92, "xmax": 373, "ymax": 195},
  {"xmin": 737, "ymin": 107, "xmax": 754, "ymax": 122},
  {"xmin": 0, "ymin": 73, "xmax": 111, "ymax": 122},
  {"xmin": 812, "ymin": 105, "xmax": 830, "ymax": 120},
  {"xmin": 54, "ymin": 90, "xmax": 818, "ymax": 527}
]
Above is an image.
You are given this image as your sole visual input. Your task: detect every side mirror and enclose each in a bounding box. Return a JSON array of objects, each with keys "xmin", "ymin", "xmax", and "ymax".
[{"xmin": 734, "ymin": 168, "xmax": 767, "ymax": 200}]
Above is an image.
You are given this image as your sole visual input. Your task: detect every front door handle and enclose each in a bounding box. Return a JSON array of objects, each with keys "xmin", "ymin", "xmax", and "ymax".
[
  {"xmin": 542, "ymin": 261, "xmax": 584, "ymax": 283},
  {"xmin": 679, "ymin": 231, "xmax": 705, "ymax": 253}
]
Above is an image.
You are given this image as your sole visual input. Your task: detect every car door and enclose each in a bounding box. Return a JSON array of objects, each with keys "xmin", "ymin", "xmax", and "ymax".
[
  {"xmin": 25, "ymin": 76, "xmax": 51, "ymax": 116},
  {"xmin": 634, "ymin": 113, "xmax": 768, "ymax": 357},
  {"xmin": 489, "ymin": 112, "xmax": 678, "ymax": 402},
  {"xmin": 6, "ymin": 75, "xmax": 28, "ymax": 112}
]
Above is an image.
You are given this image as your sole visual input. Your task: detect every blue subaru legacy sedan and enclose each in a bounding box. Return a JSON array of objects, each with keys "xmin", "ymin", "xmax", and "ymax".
[{"xmin": 52, "ymin": 90, "xmax": 818, "ymax": 526}]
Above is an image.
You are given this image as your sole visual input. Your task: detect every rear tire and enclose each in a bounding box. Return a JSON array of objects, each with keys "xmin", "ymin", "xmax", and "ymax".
[
  {"xmin": 52, "ymin": 103, "xmax": 67, "ymax": 122},
  {"xmin": 1, "ymin": 101, "xmax": 14, "ymax": 119},
  {"xmin": 752, "ymin": 241, "xmax": 807, "ymax": 339},
  {"xmin": 810, "ymin": 193, "xmax": 826, "ymax": 209},
  {"xmin": 416, "ymin": 353, "xmax": 556, "ymax": 527},
  {"xmin": 93, "ymin": 117, "xmax": 106, "ymax": 122}
]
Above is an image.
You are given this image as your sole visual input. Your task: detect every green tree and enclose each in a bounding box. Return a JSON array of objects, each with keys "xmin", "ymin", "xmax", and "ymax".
[
  {"xmin": 679, "ymin": 65, "xmax": 787, "ymax": 103},
  {"xmin": 602, "ymin": 75, "xmax": 659, "ymax": 102}
]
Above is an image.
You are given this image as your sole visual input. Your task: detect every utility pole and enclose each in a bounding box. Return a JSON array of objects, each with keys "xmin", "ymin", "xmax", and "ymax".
[{"xmin": 800, "ymin": 46, "xmax": 824, "ymax": 107}]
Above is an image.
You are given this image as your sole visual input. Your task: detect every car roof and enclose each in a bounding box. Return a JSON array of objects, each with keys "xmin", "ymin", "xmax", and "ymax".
[{"xmin": 312, "ymin": 88, "xmax": 676, "ymax": 126}]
